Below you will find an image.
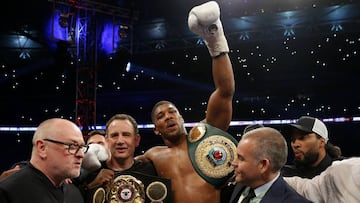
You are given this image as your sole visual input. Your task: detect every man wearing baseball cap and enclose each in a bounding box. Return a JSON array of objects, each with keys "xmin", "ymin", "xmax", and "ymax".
[{"xmin": 281, "ymin": 116, "xmax": 343, "ymax": 178}]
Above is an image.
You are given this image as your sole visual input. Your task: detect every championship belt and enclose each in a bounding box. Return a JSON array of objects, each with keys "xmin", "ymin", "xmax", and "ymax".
[
  {"xmin": 107, "ymin": 175, "xmax": 145, "ymax": 203},
  {"xmin": 187, "ymin": 123, "xmax": 238, "ymax": 187},
  {"xmin": 92, "ymin": 171, "xmax": 172, "ymax": 203}
]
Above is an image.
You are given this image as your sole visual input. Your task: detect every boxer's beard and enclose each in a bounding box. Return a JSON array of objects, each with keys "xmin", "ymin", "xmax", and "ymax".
[{"xmin": 294, "ymin": 150, "xmax": 319, "ymax": 167}]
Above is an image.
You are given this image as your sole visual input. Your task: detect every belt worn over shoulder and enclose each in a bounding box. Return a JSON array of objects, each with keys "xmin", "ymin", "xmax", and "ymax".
[{"xmin": 187, "ymin": 122, "xmax": 238, "ymax": 187}]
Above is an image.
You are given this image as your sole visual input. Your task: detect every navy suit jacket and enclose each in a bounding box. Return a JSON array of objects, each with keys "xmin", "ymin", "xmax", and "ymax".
[{"xmin": 229, "ymin": 176, "xmax": 312, "ymax": 203}]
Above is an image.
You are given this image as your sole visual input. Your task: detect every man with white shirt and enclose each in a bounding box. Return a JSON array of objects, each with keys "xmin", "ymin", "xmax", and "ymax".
[{"xmin": 229, "ymin": 127, "xmax": 311, "ymax": 203}]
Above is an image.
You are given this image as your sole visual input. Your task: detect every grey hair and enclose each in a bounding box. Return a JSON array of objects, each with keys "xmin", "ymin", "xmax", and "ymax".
[{"xmin": 243, "ymin": 127, "xmax": 288, "ymax": 172}]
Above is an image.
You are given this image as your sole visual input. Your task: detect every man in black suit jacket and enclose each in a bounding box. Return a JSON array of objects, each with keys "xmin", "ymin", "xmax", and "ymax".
[{"xmin": 229, "ymin": 127, "xmax": 312, "ymax": 203}]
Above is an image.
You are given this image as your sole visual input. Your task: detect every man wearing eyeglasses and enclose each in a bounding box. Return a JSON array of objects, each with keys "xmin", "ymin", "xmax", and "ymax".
[{"xmin": 0, "ymin": 118, "xmax": 87, "ymax": 203}]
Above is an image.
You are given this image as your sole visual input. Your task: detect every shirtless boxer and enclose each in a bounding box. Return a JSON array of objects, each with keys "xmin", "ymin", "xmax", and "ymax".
[{"xmin": 138, "ymin": 2, "xmax": 235, "ymax": 202}]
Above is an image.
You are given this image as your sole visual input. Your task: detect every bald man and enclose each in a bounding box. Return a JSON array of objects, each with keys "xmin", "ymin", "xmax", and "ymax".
[{"xmin": 0, "ymin": 118, "xmax": 87, "ymax": 203}]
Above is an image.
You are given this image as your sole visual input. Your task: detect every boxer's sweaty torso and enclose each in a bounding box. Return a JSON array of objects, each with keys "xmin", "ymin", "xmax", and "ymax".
[{"xmin": 147, "ymin": 144, "xmax": 221, "ymax": 203}]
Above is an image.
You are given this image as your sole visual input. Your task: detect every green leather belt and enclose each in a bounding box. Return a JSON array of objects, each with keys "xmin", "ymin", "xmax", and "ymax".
[{"xmin": 187, "ymin": 123, "xmax": 238, "ymax": 187}]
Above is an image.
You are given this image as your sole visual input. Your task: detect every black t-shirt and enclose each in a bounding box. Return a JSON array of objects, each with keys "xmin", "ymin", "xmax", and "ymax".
[
  {"xmin": 281, "ymin": 154, "xmax": 334, "ymax": 178},
  {"xmin": 0, "ymin": 163, "xmax": 83, "ymax": 203},
  {"xmin": 78, "ymin": 159, "xmax": 157, "ymax": 185},
  {"xmin": 77, "ymin": 159, "xmax": 173, "ymax": 203}
]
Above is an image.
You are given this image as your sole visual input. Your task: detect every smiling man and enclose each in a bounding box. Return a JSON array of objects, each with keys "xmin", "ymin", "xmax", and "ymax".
[
  {"xmin": 78, "ymin": 114, "xmax": 172, "ymax": 203},
  {"xmin": 229, "ymin": 127, "xmax": 311, "ymax": 203}
]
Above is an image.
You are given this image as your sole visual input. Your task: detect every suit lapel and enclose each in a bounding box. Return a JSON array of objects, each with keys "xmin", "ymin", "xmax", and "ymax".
[
  {"xmin": 230, "ymin": 184, "xmax": 246, "ymax": 203},
  {"xmin": 260, "ymin": 176, "xmax": 286, "ymax": 202}
]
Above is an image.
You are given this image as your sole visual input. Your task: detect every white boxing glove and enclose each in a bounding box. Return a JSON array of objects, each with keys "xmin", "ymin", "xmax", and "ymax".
[
  {"xmin": 188, "ymin": 1, "xmax": 229, "ymax": 57},
  {"xmin": 81, "ymin": 143, "xmax": 110, "ymax": 172}
]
